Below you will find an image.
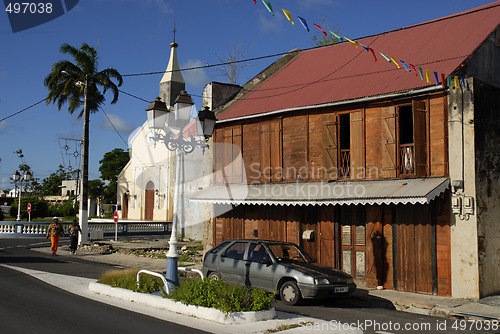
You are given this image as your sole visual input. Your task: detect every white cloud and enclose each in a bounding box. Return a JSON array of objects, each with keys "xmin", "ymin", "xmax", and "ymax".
[
  {"xmin": 102, "ymin": 113, "xmax": 134, "ymax": 133},
  {"xmin": 181, "ymin": 59, "xmax": 210, "ymax": 88},
  {"xmin": 258, "ymin": 12, "xmax": 284, "ymax": 33}
]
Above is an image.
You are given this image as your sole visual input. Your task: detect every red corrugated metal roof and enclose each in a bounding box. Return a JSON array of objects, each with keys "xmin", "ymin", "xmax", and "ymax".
[{"xmin": 218, "ymin": 2, "xmax": 500, "ymax": 121}]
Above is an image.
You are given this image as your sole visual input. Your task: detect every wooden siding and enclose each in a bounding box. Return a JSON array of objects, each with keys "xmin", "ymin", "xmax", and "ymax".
[
  {"xmin": 365, "ymin": 107, "xmax": 382, "ymax": 179},
  {"xmin": 381, "ymin": 107, "xmax": 397, "ymax": 178},
  {"xmin": 350, "ymin": 110, "xmax": 365, "ymax": 179},
  {"xmin": 242, "ymin": 123, "xmax": 261, "ymax": 184},
  {"xmin": 283, "ymin": 115, "xmax": 308, "ymax": 181},
  {"xmin": 429, "ymin": 96, "xmax": 449, "ymax": 177},
  {"xmin": 309, "ymin": 114, "xmax": 324, "ymax": 181}
]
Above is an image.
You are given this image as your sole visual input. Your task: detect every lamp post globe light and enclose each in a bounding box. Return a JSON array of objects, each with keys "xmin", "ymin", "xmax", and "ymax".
[
  {"xmin": 12, "ymin": 170, "xmax": 32, "ymax": 221},
  {"xmin": 146, "ymin": 91, "xmax": 216, "ymax": 290}
]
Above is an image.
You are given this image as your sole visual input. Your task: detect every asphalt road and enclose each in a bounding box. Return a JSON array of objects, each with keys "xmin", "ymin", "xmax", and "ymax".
[
  {"xmin": 1, "ymin": 237, "xmax": 498, "ymax": 334},
  {"xmin": 0, "ymin": 238, "xmax": 208, "ymax": 334}
]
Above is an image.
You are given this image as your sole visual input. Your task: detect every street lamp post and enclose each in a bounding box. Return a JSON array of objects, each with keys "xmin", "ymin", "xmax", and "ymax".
[
  {"xmin": 146, "ymin": 91, "xmax": 216, "ymax": 291},
  {"xmin": 12, "ymin": 170, "xmax": 32, "ymax": 222}
]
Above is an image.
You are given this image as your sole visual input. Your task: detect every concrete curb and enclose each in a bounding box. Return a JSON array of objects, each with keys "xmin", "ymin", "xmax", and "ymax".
[{"xmin": 88, "ymin": 282, "xmax": 277, "ymax": 324}]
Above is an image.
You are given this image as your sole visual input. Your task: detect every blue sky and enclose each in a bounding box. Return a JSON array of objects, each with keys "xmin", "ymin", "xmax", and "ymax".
[{"xmin": 0, "ymin": 0, "xmax": 493, "ymax": 190}]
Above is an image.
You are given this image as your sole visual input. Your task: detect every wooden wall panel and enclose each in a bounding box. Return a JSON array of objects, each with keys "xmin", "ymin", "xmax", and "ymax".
[
  {"xmin": 269, "ymin": 206, "xmax": 287, "ymax": 241},
  {"xmin": 365, "ymin": 107, "xmax": 382, "ymax": 179},
  {"xmin": 285, "ymin": 207, "xmax": 300, "ymax": 245},
  {"xmin": 350, "ymin": 110, "xmax": 365, "ymax": 179},
  {"xmin": 414, "ymin": 205, "xmax": 433, "ymax": 294},
  {"xmin": 381, "ymin": 107, "xmax": 397, "ymax": 178},
  {"xmin": 429, "ymin": 96, "xmax": 448, "ymax": 177},
  {"xmin": 322, "ymin": 114, "xmax": 338, "ymax": 180},
  {"xmin": 214, "ymin": 129, "xmax": 225, "ymax": 184},
  {"xmin": 309, "ymin": 114, "xmax": 324, "ymax": 181},
  {"xmin": 382, "ymin": 206, "xmax": 394, "ymax": 289},
  {"xmin": 301, "ymin": 207, "xmax": 318, "ymax": 260},
  {"xmin": 283, "ymin": 115, "xmax": 308, "ymax": 181},
  {"xmin": 244, "ymin": 205, "xmax": 260, "ymax": 239},
  {"xmin": 260, "ymin": 120, "xmax": 282, "ymax": 183},
  {"xmin": 319, "ymin": 206, "xmax": 336, "ymax": 267},
  {"xmin": 242, "ymin": 123, "xmax": 261, "ymax": 184},
  {"xmin": 436, "ymin": 195, "xmax": 451, "ymax": 296}
]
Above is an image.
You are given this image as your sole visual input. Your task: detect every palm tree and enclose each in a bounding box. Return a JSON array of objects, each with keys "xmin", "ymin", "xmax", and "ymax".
[
  {"xmin": 44, "ymin": 42, "xmax": 123, "ymax": 117},
  {"xmin": 44, "ymin": 42, "xmax": 123, "ymax": 242}
]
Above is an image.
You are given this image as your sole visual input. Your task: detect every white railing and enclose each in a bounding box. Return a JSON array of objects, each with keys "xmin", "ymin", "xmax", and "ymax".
[
  {"xmin": 137, "ymin": 269, "xmax": 170, "ymax": 295},
  {"xmin": 0, "ymin": 221, "xmax": 171, "ymax": 237},
  {"xmin": 178, "ymin": 267, "xmax": 204, "ymax": 280}
]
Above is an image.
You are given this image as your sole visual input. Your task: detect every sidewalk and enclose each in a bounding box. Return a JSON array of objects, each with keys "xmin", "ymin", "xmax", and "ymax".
[{"xmin": 34, "ymin": 239, "xmax": 500, "ymax": 322}]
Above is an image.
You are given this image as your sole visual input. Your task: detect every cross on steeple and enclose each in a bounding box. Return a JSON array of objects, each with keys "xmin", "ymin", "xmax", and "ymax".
[{"xmin": 173, "ymin": 18, "xmax": 177, "ymax": 44}]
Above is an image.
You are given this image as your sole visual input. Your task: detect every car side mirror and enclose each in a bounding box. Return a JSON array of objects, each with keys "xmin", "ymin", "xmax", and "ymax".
[{"xmin": 260, "ymin": 258, "xmax": 272, "ymax": 266}]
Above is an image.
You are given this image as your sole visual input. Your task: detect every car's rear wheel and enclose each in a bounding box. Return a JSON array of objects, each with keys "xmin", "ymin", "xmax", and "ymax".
[
  {"xmin": 207, "ymin": 271, "xmax": 221, "ymax": 280},
  {"xmin": 279, "ymin": 281, "xmax": 301, "ymax": 306}
]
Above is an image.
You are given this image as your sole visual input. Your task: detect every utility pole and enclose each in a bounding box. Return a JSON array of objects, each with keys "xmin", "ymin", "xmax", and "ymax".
[{"xmin": 79, "ymin": 74, "xmax": 90, "ymax": 244}]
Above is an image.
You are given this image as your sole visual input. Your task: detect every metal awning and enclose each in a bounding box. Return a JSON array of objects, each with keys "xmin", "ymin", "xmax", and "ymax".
[{"xmin": 190, "ymin": 178, "xmax": 449, "ymax": 206}]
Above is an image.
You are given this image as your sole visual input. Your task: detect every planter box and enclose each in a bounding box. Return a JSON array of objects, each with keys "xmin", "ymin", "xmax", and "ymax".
[{"xmin": 88, "ymin": 282, "xmax": 276, "ymax": 324}]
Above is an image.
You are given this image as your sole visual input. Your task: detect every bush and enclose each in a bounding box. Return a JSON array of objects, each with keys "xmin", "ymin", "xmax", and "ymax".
[
  {"xmin": 97, "ymin": 268, "xmax": 165, "ymax": 294},
  {"xmin": 48, "ymin": 200, "xmax": 76, "ymax": 217},
  {"xmin": 169, "ymin": 278, "xmax": 275, "ymax": 314},
  {"xmin": 9, "ymin": 196, "xmax": 48, "ymax": 219}
]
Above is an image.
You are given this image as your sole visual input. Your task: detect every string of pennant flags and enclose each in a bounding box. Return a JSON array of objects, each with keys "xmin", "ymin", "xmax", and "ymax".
[{"xmin": 254, "ymin": 0, "xmax": 467, "ymax": 89}]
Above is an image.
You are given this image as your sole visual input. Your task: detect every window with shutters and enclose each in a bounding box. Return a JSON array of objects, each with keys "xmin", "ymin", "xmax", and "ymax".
[
  {"xmin": 339, "ymin": 114, "xmax": 350, "ymax": 178},
  {"xmin": 397, "ymin": 101, "xmax": 426, "ymax": 177}
]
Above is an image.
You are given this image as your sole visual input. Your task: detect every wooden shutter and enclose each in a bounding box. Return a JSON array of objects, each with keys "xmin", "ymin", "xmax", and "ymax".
[
  {"xmin": 214, "ymin": 129, "xmax": 224, "ymax": 184},
  {"xmin": 350, "ymin": 110, "xmax": 365, "ymax": 179},
  {"xmin": 223, "ymin": 128, "xmax": 233, "ymax": 183},
  {"xmin": 413, "ymin": 101, "xmax": 427, "ymax": 177},
  {"xmin": 243, "ymin": 123, "xmax": 261, "ymax": 184},
  {"xmin": 232, "ymin": 126, "xmax": 243, "ymax": 183},
  {"xmin": 381, "ymin": 107, "xmax": 397, "ymax": 178},
  {"xmin": 322, "ymin": 115, "xmax": 338, "ymax": 180},
  {"xmin": 260, "ymin": 120, "xmax": 282, "ymax": 183}
]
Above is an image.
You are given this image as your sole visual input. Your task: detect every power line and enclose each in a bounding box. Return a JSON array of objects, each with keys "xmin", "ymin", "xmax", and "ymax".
[{"xmin": 0, "ymin": 97, "xmax": 47, "ymax": 123}]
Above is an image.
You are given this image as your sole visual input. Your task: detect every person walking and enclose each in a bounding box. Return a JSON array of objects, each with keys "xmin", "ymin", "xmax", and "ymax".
[
  {"xmin": 46, "ymin": 217, "xmax": 64, "ymax": 256},
  {"xmin": 68, "ymin": 219, "xmax": 82, "ymax": 255}
]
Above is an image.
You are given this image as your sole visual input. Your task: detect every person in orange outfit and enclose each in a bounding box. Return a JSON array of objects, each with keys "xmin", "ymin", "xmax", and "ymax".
[{"xmin": 46, "ymin": 217, "xmax": 65, "ymax": 255}]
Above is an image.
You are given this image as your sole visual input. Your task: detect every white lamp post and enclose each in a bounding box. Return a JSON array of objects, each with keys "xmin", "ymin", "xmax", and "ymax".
[
  {"xmin": 12, "ymin": 170, "xmax": 32, "ymax": 221},
  {"xmin": 146, "ymin": 91, "xmax": 216, "ymax": 291}
]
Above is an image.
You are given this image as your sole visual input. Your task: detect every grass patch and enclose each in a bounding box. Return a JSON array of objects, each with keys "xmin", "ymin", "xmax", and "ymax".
[
  {"xmin": 169, "ymin": 277, "xmax": 275, "ymax": 314},
  {"xmin": 97, "ymin": 268, "xmax": 165, "ymax": 294}
]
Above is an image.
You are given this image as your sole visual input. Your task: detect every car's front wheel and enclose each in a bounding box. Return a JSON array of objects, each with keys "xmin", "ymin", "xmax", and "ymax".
[
  {"xmin": 207, "ymin": 271, "xmax": 222, "ymax": 280},
  {"xmin": 279, "ymin": 281, "xmax": 301, "ymax": 306}
]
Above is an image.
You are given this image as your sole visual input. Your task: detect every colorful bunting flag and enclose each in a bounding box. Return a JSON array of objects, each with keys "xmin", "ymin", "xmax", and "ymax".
[
  {"xmin": 409, "ymin": 64, "xmax": 418, "ymax": 76},
  {"xmin": 433, "ymin": 72, "xmax": 440, "ymax": 85},
  {"xmin": 298, "ymin": 16, "xmax": 309, "ymax": 32},
  {"xmin": 454, "ymin": 76, "xmax": 460, "ymax": 88},
  {"xmin": 389, "ymin": 56, "xmax": 400, "ymax": 69},
  {"xmin": 313, "ymin": 23, "xmax": 327, "ymax": 36},
  {"xmin": 282, "ymin": 9, "xmax": 294, "ymax": 25},
  {"xmin": 368, "ymin": 48, "xmax": 377, "ymax": 62},
  {"xmin": 447, "ymin": 75, "xmax": 452, "ymax": 87},
  {"xmin": 344, "ymin": 36, "xmax": 359, "ymax": 48},
  {"xmin": 379, "ymin": 52, "xmax": 391, "ymax": 62},
  {"xmin": 460, "ymin": 77, "xmax": 466, "ymax": 88},
  {"xmin": 400, "ymin": 60, "xmax": 411, "ymax": 72},
  {"xmin": 329, "ymin": 31, "xmax": 343, "ymax": 41},
  {"xmin": 358, "ymin": 42, "xmax": 370, "ymax": 52},
  {"xmin": 441, "ymin": 74, "xmax": 446, "ymax": 87},
  {"xmin": 425, "ymin": 70, "xmax": 431, "ymax": 83},
  {"xmin": 262, "ymin": 0, "xmax": 274, "ymax": 16},
  {"xmin": 418, "ymin": 67, "xmax": 424, "ymax": 80},
  {"xmin": 253, "ymin": 0, "xmax": 257, "ymax": 4}
]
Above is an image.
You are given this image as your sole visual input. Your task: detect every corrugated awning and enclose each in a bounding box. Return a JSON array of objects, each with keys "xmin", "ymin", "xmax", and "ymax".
[{"xmin": 190, "ymin": 178, "xmax": 449, "ymax": 206}]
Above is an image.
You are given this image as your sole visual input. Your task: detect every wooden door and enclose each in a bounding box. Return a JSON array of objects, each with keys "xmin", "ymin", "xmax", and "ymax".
[
  {"xmin": 144, "ymin": 180, "xmax": 155, "ymax": 220},
  {"xmin": 319, "ymin": 206, "xmax": 336, "ymax": 268},
  {"xmin": 395, "ymin": 205, "xmax": 433, "ymax": 294},
  {"xmin": 340, "ymin": 206, "xmax": 367, "ymax": 279},
  {"xmin": 122, "ymin": 193, "xmax": 129, "ymax": 219}
]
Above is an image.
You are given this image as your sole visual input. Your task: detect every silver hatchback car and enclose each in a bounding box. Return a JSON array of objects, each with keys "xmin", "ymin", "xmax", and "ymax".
[{"xmin": 202, "ymin": 239, "xmax": 356, "ymax": 305}]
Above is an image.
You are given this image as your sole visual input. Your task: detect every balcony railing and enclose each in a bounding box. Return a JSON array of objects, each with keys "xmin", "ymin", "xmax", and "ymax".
[
  {"xmin": 340, "ymin": 149, "xmax": 350, "ymax": 178},
  {"xmin": 400, "ymin": 144, "xmax": 415, "ymax": 176}
]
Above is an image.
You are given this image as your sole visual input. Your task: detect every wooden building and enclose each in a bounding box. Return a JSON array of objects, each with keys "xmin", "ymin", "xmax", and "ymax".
[{"xmin": 192, "ymin": 2, "xmax": 500, "ymax": 298}]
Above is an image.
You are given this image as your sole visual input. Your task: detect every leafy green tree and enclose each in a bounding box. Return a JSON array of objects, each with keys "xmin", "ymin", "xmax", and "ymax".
[
  {"xmin": 9, "ymin": 196, "xmax": 49, "ymax": 220},
  {"xmin": 41, "ymin": 165, "xmax": 71, "ymax": 196},
  {"xmin": 44, "ymin": 42, "xmax": 123, "ymax": 118},
  {"xmin": 311, "ymin": 18, "xmax": 341, "ymax": 47},
  {"xmin": 13, "ymin": 149, "xmax": 40, "ymax": 196},
  {"xmin": 99, "ymin": 148, "xmax": 129, "ymax": 203}
]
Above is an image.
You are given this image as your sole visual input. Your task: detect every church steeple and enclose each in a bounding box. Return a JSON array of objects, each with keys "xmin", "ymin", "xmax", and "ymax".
[{"xmin": 160, "ymin": 27, "xmax": 185, "ymax": 108}]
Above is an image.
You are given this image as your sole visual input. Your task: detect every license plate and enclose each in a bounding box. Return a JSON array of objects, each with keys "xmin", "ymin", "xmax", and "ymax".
[{"xmin": 334, "ymin": 287, "xmax": 348, "ymax": 293}]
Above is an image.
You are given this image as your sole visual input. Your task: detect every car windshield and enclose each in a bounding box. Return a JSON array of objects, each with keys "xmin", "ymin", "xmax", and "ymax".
[{"xmin": 266, "ymin": 243, "xmax": 316, "ymax": 263}]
